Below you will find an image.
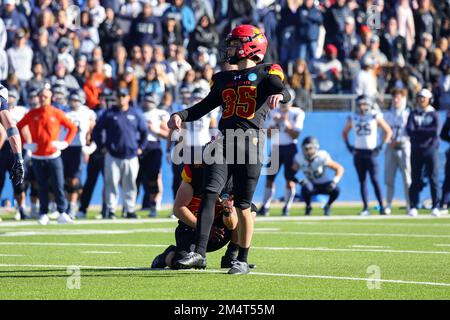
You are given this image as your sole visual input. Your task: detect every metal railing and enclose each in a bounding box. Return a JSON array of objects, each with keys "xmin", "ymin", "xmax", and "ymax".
[{"xmin": 306, "ymin": 94, "xmax": 393, "ymax": 112}]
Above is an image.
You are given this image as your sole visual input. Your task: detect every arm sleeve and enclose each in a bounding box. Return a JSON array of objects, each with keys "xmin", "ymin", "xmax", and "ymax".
[
  {"xmin": 440, "ymin": 116, "xmax": 450, "ymax": 143},
  {"xmin": 265, "ymin": 74, "xmax": 291, "ymax": 103},
  {"xmin": 92, "ymin": 112, "xmax": 106, "ymax": 148},
  {"xmin": 137, "ymin": 113, "xmax": 149, "ymax": 151}
]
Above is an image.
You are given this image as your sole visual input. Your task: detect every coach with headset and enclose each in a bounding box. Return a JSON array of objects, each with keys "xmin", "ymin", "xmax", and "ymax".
[{"xmin": 406, "ymin": 88, "xmax": 441, "ymax": 217}]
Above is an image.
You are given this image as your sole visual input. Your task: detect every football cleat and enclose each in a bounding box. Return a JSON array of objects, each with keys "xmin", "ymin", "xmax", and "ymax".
[
  {"xmin": 76, "ymin": 211, "xmax": 87, "ymax": 219},
  {"xmin": 58, "ymin": 212, "xmax": 74, "ymax": 224},
  {"xmin": 38, "ymin": 214, "xmax": 50, "ymax": 225},
  {"xmin": 124, "ymin": 212, "xmax": 138, "ymax": 219},
  {"xmin": 221, "ymin": 256, "xmax": 256, "ymax": 269},
  {"xmin": 257, "ymin": 207, "xmax": 269, "ymax": 216},
  {"xmin": 360, "ymin": 209, "xmax": 370, "ymax": 216},
  {"xmin": 305, "ymin": 206, "xmax": 312, "ymax": 216},
  {"xmin": 408, "ymin": 208, "xmax": 418, "ymax": 217},
  {"xmin": 173, "ymin": 251, "xmax": 207, "ymax": 270},
  {"xmin": 282, "ymin": 206, "xmax": 289, "ymax": 216},
  {"xmin": 384, "ymin": 207, "xmax": 392, "ymax": 215},
  {"xmin": 151, "ymin": 245, "xmax": 177, "ymax": 269},
  {"xmin": 227, "ymin": 260, "xmax": 250, "ymax": 275},
  {"xmin": 431, "ymin": 208, "xmax": 441, "ymax": 217},
  {"xmin": 323, "ymin": 205, "xmax": 331, "ymax": 216}
]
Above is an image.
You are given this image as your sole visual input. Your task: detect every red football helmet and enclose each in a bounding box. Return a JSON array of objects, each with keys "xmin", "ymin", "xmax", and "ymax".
[{"xmin": 224, "ymin": 25, "xmax": 268, "ymax": 64}]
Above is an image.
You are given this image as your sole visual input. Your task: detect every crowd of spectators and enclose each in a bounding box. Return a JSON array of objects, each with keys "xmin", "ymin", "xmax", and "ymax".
[{"xmin": 1, "ymin": 0, "xmax": 450, "ymax": 109}]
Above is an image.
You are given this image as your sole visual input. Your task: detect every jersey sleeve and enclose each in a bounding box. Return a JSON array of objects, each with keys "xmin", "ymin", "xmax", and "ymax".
[
  {"xmin": 293, "ymin": 109, "xmax": 305, "ymax": 131},
  {"xmin": 267, "ymin": 64, "xmax": 285, "ymax": 82},
  {"xmin": 181, "ymin": 164, "xmax": 193, "ymax": 184},
  {"xmin": 374, "ymin": 111, "xmax": 383, "ymax": 120}
]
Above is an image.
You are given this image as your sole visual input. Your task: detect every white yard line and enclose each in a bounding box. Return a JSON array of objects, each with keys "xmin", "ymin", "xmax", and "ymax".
[
  {"xmin": 349, "ymin": 245, "xmax": 390, "ymax": 249},
  {"xmin": 0, "ymin": 241, "xmax": 449, "ymax": 255},
  {"xmin": 294, "ymin": 222, "xmax": 450, "ymax": 227},
  {"xmin": 81, "ymin": 251, "xmax": 121, "ymax": 254},
  {"xmin": 434, "ymin": 244, "xmax": 450, "ymax": 247},
  {"xmin": 0, "ymin": 254, "xmax": 26, "ymax": 257},
  {"xmin": 0, "ymin": 214, "xmax": 449, "ymax": 227},
  {"xmin": 0, "ymin": 263, "xmax": 448, "ymax": 287},
  {"xmin": 255, "ymin": 231, "xmax": 450, "ymax": 238}
]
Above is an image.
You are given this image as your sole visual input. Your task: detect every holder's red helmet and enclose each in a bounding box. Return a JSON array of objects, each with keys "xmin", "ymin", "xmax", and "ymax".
[{"xmin": 224, "ymin": 25, "xmax": 268, "ymax": 64}]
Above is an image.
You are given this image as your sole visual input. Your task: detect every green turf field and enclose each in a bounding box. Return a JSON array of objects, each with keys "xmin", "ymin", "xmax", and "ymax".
[{"xmin": 0, "ymin": 206, "xmax": 449, "ymax": 300}]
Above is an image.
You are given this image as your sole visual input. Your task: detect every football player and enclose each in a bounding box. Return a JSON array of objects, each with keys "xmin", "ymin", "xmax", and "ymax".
[
  {"xmin": 342, "ymin": 95, "xmax": 392, "ymax": 215},
  {"xmin": 292, "ymin": 137, "xmax": 344, "ymax": 215},
  {"xmin": 61, "ymin": 90, "xmax": 96, "ymax": 218},
  {"xmin": 0, "ymin": 85, "xmax": 25, "ymax": 193},
  {"xmin": 259, "ymin": 90, "xmax": 305, "ymax": 216},
  {"xmin": 167, "ymin": 25, "xmax": 291, "ymax": 274},
  {"xmin": 0, "ymin": 88, "xmax": 28, "ymax": 220},
  {"xmin": 151, "ymin": 163, "xmax": 257, "ymax": 269}
]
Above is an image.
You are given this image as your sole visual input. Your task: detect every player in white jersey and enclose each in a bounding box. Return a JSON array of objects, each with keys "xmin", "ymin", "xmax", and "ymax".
[
  {"xmin": 383, "ymin": 88, "xmax": 411, "ymax": 214},
  {"xmin": 292, "ymin": 136, "xmax": 344, "ymax": 215},
  {"xmin": 0, "ymin": 88, "xmax": 28, "ymax": 220},
  {"xmin": 342, "ymin": 95, "xmax": 392, "ymax": 215},
  {"xmin": 259, "ymin": 91, "xmax": 305, "ymax": 216},
  {"xmin": 138, "ymin": 93, "xmax": 170, "ymax": 217},
  {"xmin": 60, "ymin": 90, "xmax": 96, "ymax": 218}
]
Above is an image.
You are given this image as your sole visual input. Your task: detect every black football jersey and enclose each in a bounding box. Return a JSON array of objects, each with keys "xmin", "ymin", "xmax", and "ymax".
[{"xmin": 176, "ymin": 63, "xmax": 290, "ymax": 131}]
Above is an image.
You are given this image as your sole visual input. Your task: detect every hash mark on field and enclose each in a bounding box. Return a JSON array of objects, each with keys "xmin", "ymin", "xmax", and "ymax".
[
  {"xmin": 81, "ymin": 251, "xmax": 121, "ymax": 254},
  {"xmin": 0, "ymin": 263, "xmax": 449, "ymax": 287},
  {"xmin": 434, "ymin": 244, "xmax": 450, "ymax": 247},
  {"xmin": 349, "ymin": 245, "xmax": 390, "ymax": 249}
]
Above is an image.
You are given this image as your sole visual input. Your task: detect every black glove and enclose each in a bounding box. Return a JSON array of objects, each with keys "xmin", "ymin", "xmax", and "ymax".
[
  {"xmin": 327, "ymin": 181, "xmax": 337, "ymax": 192},
  {"xmin": 10, "ymin": 158, "xmax": 24, "ymax": 186}
]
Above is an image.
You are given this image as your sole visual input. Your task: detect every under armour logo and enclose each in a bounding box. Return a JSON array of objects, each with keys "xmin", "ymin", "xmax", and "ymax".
[{"xmin": 234, "ymin": 75, "xmax": 242, "ymax": 80}]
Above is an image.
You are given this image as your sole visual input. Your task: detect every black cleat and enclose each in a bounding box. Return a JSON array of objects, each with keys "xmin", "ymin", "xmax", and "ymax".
[
  {"xmin": 221, "ymin": 256, "xmax": 256, "ymax": 269},
  {"xmin": 257, "ymin": 207, "xmax": 269, "ymax": 216},
  {"xmin": 173, "ymin": 251, "xmax": 207, "ymax": 269},
  {"xmin": 151, "ymin": 245, "xmax": 176, "ymax": 269},
  {"xmin": 323, "ymin": 205, "xmax": 331, "ymax": 216},
  {"xmin": 227, "ymin": 260, "xmax": 250, "ymax": 274},
  {"xmin": 124, "ymin": 212, "xmax": 138, "ymax": 219},
  {"xmin": 305, "ymin": 206, "xmax": 312, "ymax": 216},
  {"xmin": 221, "ymin": 255, "xmax": 236, "ymax": 268},
  {"xmin": 282, "ymin": 206, "xmax": 289, "ymax": 216}
]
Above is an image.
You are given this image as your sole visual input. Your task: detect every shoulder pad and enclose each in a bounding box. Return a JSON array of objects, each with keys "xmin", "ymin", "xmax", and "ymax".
[
  {"xmin": 181, "ymin": 164, "xmax": 192, "ymax": 184},
  {"xmin": 267, "ymin": 64, "xmax": 285, "ymax": 81}
]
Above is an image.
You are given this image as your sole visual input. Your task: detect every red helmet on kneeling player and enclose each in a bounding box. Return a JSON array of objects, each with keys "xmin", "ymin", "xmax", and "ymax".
[{"xmin": 224, "ymin": 25, "xmax": 268, "ymax": 64}]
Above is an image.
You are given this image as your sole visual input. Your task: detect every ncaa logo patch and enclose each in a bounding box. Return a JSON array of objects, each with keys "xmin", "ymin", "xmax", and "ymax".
[{"xmin": 248, "ymin": 73, "xmax": 257, "ymax": 81}]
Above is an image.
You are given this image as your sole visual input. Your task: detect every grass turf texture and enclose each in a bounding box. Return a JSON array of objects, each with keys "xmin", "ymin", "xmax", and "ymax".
[{"xmin": 0, "ymin": 205, "xmax": 449, "ymax": 299}]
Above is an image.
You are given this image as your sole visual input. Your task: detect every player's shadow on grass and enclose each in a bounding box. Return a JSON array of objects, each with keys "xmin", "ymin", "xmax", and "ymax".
[{"xmin": 0, "ymin": 268, "xmax": 213, "ymax": 279}]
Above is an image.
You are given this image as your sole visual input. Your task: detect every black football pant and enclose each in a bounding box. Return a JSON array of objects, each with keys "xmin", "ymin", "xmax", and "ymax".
[
  {"xmin": 194, "ymin": 133, "xmax": 263, "ymax": 256},
  {"xmin": 353, "ymin": 149, "xmax": 384, "ymax": 210},
  {"xmin": 440, "ymin": 149, "xmax": 450, "ymax": 207},
  {"xmin": 137, "ymin": 144, "xmax": 162, "ymax": 208},
  {"xmin": 410, "ymin": 148, "xmax": 440, "ymax": 209},
  {"xmin": 79, "ymin": 150, "xmax": 105, "ymax": 214}
]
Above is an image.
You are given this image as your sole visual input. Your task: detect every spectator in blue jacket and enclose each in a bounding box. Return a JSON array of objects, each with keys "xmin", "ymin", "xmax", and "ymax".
[
  {"xmin": 1, "ymin": 0, "xmax": 29, "ymax": 48},
  {"xmin": 324, "ymin": 0, "xmax": 353, "ymax": 46},
  {"xmin": 92, "ymin": 87, "xmax": 148, "ymax": 219},
  {"xmin": 128, "ymin": 2, "xmax": 163, "ymax": 47},
  {"xmin": 406, "ymin": 88, "xmax": 442, "ymax": 216},
  {"xmin": 297, "ymin": 0, "xmax": 323, "ymax": 66},
  {"xmin": 164, "ymin": 0, "xmax": 196, "ymax": 37}
]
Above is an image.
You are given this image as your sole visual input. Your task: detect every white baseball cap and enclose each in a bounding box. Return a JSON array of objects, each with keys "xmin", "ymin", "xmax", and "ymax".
[{"xmin": 418, "ymin": 88, "xmax": 433, "ymax": 99}]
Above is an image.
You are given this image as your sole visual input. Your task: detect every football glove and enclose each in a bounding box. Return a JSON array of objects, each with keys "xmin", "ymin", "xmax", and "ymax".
[{"xmin": 52, "ymin": 141, "xmax": 69, "ymax": 150}]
